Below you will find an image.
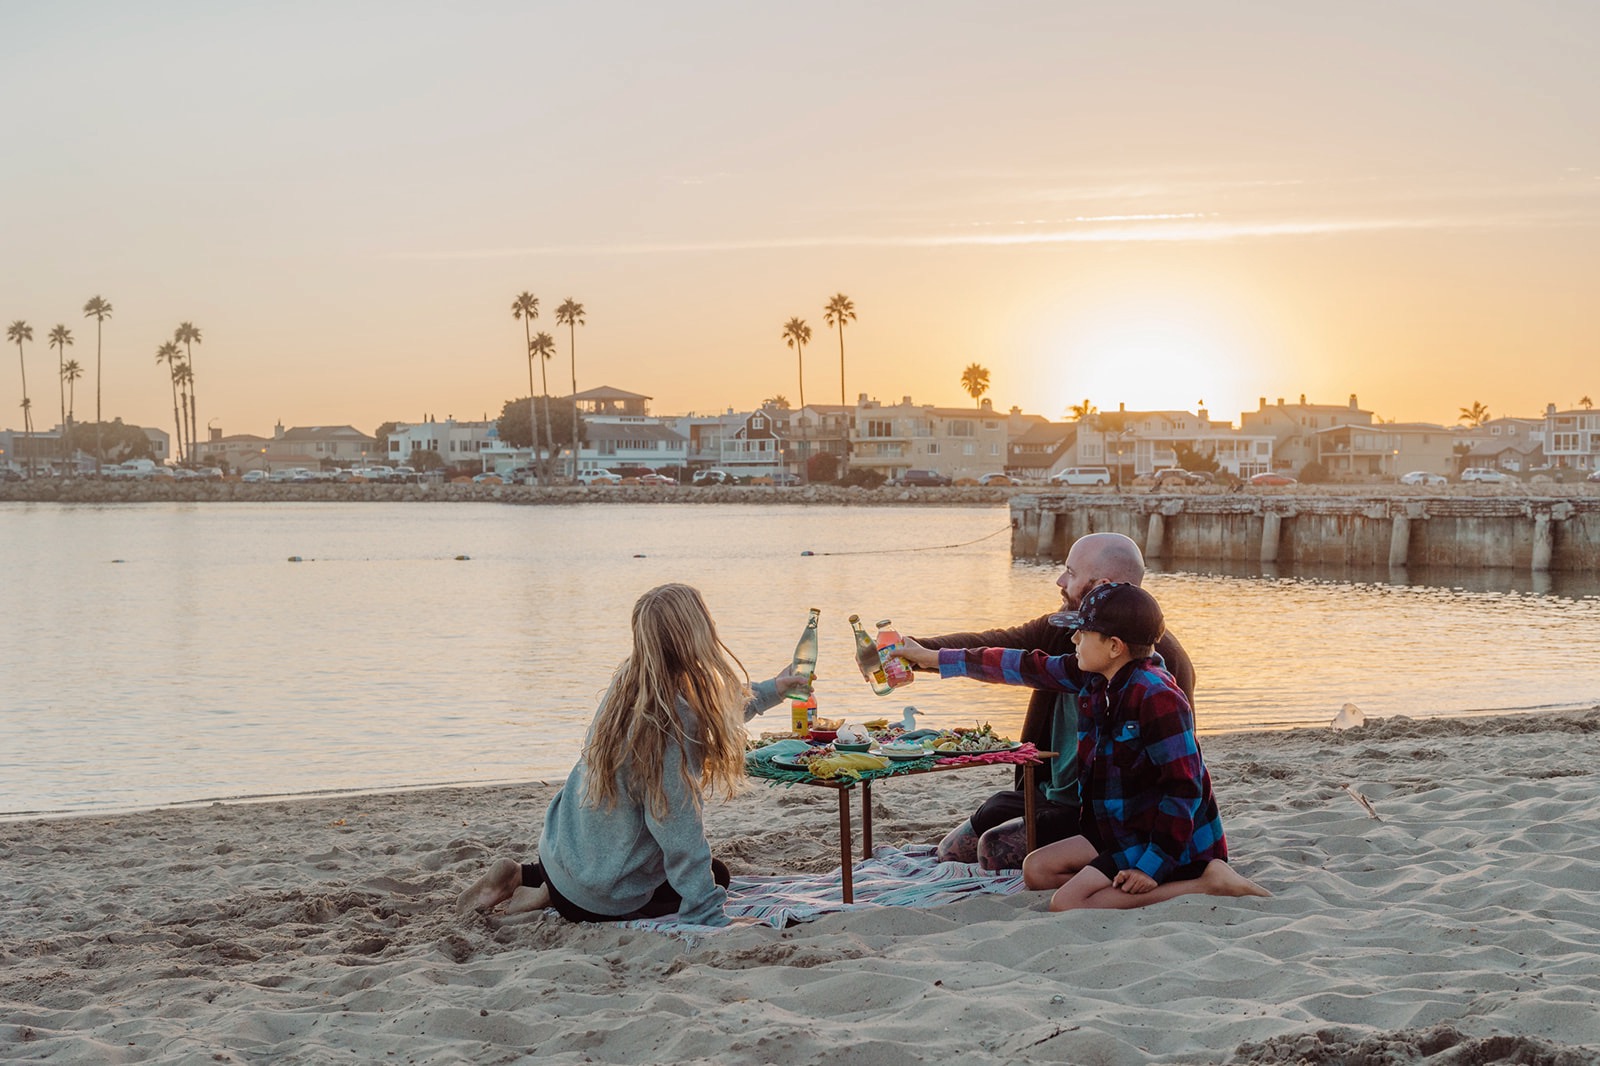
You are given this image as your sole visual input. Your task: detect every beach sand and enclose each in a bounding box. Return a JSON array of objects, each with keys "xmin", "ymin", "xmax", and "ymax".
[{"xmin": 5, "ymin": 709, "xmax": 1599, "ymax": 1065}]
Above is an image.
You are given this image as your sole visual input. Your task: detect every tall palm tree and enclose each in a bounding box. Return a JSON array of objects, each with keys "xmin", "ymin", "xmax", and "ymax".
[
  {"xmin": 156, "ymin": 341, "xmax": 185, "ymax": 463},
  {"xmin": 1067, "ymin": 398, "xmax": 1097, "ymax": 421},
  {"xmin": 62, "ymin": 359, "xmax": 83, "ymax": 427},
  {"xmin": 174, "ymin": 361, "xmax": 194, "ymax": 466},
  {"xmin": 82, "ymin": 296, "xmax": 113, "ymax": 474},
  {"xmin": 49, "ymin": 325, "xmax": 74, "ymax": 470},
  {"xmin": 174, "ymin": 322, "xmax": 202, "ymax": 463},
  {"xmin": 511, "ymin": 292, "xmax": 539, "ymax": 471},
  {"xmin": 1581, "ymin": 395, "xmax": 1594, "ymax": 410},
  {"xmin": 529, "ymin": 331, "xmax": 557, "ymax": 479},
  {"xmin": 554, "ymin": 298, "xmax": 585, "ymax": 476},
  {"xmin": 781, "ymin": 316, "xmax": 811, "ymax": 471},
  {"xmin": 7, "ymin": 320, "xmax": 33, "ymax": 476},
  {"xmin": 1457, "ymin": 401, "xmax": 1490, "ymax": 428},
  {"xmin": 960, "ymin": 363, "xmax": 990, "ymax": 407},
  {"xmin": 823, "ymin": 294, "xmax": 855, "ymax": 464}
]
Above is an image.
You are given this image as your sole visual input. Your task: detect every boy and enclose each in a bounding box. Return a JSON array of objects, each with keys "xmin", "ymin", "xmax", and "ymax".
[{"xmin": 900, "ymin": 582, "xmax": 1268, "ymax": 911}]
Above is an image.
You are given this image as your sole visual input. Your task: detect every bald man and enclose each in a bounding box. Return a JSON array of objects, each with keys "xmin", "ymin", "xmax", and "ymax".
[{"xmin": 913, "ymin": 532, "xmax": 1195, "ymax": 871}]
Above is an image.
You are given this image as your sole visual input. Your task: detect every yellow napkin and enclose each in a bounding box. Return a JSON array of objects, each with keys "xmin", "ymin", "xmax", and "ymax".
[{"xmin": 805, "ymin": 752, "xmax": 889, "ymax": 781}]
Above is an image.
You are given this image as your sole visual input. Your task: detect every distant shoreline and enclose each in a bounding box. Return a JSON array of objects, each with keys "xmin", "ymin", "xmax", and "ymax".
[{"xmin": 4, "ymin": 479, "xmax": 1594, "ymax": 507}]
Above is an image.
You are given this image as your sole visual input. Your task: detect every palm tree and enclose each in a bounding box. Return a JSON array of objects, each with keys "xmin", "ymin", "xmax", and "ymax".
[
  {"xmin": 823, "ymin": 294, "xmax": 856, "ymax": 464},
  {"xmin": 960, "ymin": 363, "xmax": 990, "ymax": 407},
  {"xmin": 1581, "ymin": 395, "xmax": 1594, "ymax": 410},
  {"xmin": 1458, "ymin": 401, "xmax": 1490, "ymax": 428},
  {"xmin": 554, "ymin": 298, "xmax": 585, "ymax": 476},
  {"xmin": 511, "ymin": 292, "xmax": 539, "ymax": 471},
  {"xmin": 1068, "ymin": 398, "xmax": 1097, "ymax": 421},
  {"xmin": 764, "ymin": 395, "xmax": 791, "ymax": 409},
  {"xmin": 174, "ymin": 322, "xmax": 202, "ymax": 463},
  {"xmin": 156, "ymin": 341, "xmax": 185, "ymax": 463},
  {"xmin": 48, "ymin": 325, "xmax": 74, "ymax": 470},
  {"xmin": 529, "ymin": 331, "xmax": 557, "ymax": 479},
  {"xmin": 174, "ymin": 361, "xmax": 194, "ymax": 466},
  {"xmin": 8, "ymin": 320, "xmax": 34, "ymax": 476},
  {"xmin": 82, "ymin": 296, "xmax": 113, "ymax": 474},
  {"xmin": 62, "ymin": 359, "xmax": 83, "ymax": 429},
  {"xmin": 781, "ymin": 317, "xmax": 812, "ymax": 470}
]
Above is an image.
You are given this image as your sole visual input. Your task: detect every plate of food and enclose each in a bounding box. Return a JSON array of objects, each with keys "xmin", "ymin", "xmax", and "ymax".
[
  {"xmin": 770, "ymin": 750, "xmax": 825, "ymax": 770},
  {"xmin": 875, "ymin": 743, "xmax": 933, "ymax": 762}
]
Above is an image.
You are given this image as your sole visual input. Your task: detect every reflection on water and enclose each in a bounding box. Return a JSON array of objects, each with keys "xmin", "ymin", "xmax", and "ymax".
[
  {"xmin": 3, "ymin": 502, "xmax": 1598, "ymax": 816},
  {"xmin": 1170, "ymin": 557, "xmax": 1600, "ymax": 600}
]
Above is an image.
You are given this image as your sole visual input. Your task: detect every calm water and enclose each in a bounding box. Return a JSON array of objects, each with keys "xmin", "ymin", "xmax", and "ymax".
[{"xmin": 4, "ymin": 501, "xmax": 1599, "ymax": 817}]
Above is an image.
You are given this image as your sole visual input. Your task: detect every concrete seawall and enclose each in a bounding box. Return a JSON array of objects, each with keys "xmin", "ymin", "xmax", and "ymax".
[{"xmin": 1011, "ymin": 492, "xmax": 1600, "ymax": 573}]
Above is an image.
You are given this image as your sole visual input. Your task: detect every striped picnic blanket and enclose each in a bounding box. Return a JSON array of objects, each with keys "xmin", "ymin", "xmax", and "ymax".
[{"xmin": 621, "ymin": 845, "xmax": 1028, "ymax": 933}]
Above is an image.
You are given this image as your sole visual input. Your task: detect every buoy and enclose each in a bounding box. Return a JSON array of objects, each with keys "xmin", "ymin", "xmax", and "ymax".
[
  {"xmin": 288, "ymin": 556, "xmax": 303, "ymax": 563},
  {"xmin": 454, "ymin": 555, "xmax": 469, "ymax": 561},
  {"xmin": 633, "ymin": 554, "xmax": 646, "ymax": 558},
  {"xmin": 800, "ymin": 550, "xmax": 815, "ymax": 557}
]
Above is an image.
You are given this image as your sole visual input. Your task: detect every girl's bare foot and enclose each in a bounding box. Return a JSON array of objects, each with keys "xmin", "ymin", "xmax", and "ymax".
[
  {"xmin": 456, "ymin": 857, "xmax": 523, "ymax": 915},
  {"xmin": 505, "ymin": 883, "xmax": 551, "ymax": 914},
  {"xmin": 1199, "ymin": 860, "xmax": 1272, "ymax": 898}
]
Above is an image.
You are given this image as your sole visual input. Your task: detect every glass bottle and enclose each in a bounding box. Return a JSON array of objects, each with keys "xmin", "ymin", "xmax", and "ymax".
[
  {"xmin": 875, "ymin": 619, "xmax": 915, "ymax": 689},
  {"xmin": 848, "ymin": 614, "xmax": 893, "ymax": 696},
  {"xmin": 791, "ymin": 607, "xmax": 820, "ymax": 680}
]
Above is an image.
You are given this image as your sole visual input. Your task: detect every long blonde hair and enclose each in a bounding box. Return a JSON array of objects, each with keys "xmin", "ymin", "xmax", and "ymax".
[{"xmin": 583, "ymin": 584, "xmax": 750, "ymax": 817}]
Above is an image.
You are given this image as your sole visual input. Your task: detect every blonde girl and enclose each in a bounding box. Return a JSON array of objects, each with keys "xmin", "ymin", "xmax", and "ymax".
[{"xmin": 458, "ymin": 584, "xmax": 809, "ymax": 926}]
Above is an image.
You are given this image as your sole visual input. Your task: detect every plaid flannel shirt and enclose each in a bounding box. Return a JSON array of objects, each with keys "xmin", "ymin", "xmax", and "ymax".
[{"xmin": 938, "ymin": 647, "xmax": 1226, "ymax": 882}]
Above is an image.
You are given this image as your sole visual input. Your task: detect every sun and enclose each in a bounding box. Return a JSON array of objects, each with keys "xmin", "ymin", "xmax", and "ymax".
[{"xmin": 1037, "ymin": 295, "xmax": 1263, "ymax": 420}]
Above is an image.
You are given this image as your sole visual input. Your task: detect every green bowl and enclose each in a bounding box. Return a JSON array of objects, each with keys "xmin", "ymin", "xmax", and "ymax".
[{"xmin": 834, "ymin": 741, "xmax": 872, "ymax": 752}]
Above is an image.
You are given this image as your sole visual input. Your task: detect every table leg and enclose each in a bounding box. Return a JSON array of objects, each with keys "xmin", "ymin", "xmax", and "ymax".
[
  {"xmin": 1023, "ymin": 763, "xmax": 1038, "ymax": 855},
  {"xmin": 861, "ymin": 780, "xmax": 874, "ymax": 860},
  {"xmin": 837, "ymin": 787, "xmax": 854, "ymax": 904}
]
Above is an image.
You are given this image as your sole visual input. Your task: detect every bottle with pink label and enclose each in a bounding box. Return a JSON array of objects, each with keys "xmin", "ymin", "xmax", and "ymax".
[{"xmin": 875, "ymin": 619, "xmax": 915, "ymax": 689}]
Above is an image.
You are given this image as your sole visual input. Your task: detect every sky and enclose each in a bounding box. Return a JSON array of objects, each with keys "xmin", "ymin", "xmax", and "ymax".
[{"xmin": 3, "ymin": 1, "xmax": 1597, "ymax": 441}]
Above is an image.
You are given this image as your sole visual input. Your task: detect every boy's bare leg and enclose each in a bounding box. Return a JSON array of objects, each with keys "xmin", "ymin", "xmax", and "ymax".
[
  {"xmin": 936, "ymin": 820, "xmax": 980, "ymax": 864},
  {"xmin": 1021, "ymin": 835, "xmax": 1097, "ymax": 890},
  {"xmin": 505, "ymin": 883, "xmax": 551, "ymax": 914},
  {"xmin": 455, "ymin": 857, "xmax": 523, "ymax": 915},
  {"xmin": 976, "ymin": 820, "xmax": 1030, "ymax": 872},
  {"xmin": 1049, "ymin": 860, "xmax": 1271, "ymax": 911}
]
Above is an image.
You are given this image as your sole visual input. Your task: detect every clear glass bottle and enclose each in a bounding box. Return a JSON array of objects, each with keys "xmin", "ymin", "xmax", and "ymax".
[
  {"xmin": 791, "ymin": 607, "xmax": 820, "ymax": 679},
  {"xmin": 875, "ymin": 618, "xmax": 915, "ymax": 688},
  {"xmin": 849, "ymin": 614, "xmax": 893, "ymax": 696}
]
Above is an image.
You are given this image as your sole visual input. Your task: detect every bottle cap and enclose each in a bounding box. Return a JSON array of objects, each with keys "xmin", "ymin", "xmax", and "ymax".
[
  {"xmin": 876, "ymin": 619, "xmax": 892, "ymax": 628},
  {"xmin": 848, "ymin": 613, "xmax": 861, "ymax": 623}
]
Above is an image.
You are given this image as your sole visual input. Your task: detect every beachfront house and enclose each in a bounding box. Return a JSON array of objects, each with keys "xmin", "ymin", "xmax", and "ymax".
[
  {"xmin": 1542, "ymin": 403, "xmax": 1600, "ymax": 473},
  {"xmin": 1240, "ymin": 394, "xmax": 1374, "ymax": 474},
  {"xmin": 387, "ymin": 418, "xmax": 499, "ymax": 469},
  {"xmin": 847, "ymin": 395, "xmax": 1008, "ymax": 483},
  {"xmin": 1315, "ymin": 421, "xmax": 1455, "ymax": 480},
  {"xmin": 1071, "ymin": 405, "xmax": 1275, "ymax": 481}
]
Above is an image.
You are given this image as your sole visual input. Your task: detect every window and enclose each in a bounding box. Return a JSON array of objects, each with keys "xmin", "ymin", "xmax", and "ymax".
[
  {"xmin": 964, "ymin": 443, "xmax": 976, "ymax": 456},
  {"xmin": 948, "ymin": 421, "xmax": 974, "ymax": 437},
  {"xmin": 751, "ymin": 414, "xmax": 765, "ymax": 430},
  {"xmin": 926, "ymin": 443, "xmax": 940, "ymax": 455},
  {"xmin": 991, "ymin": 443, "xmax": 1000, "ymax": 456},
  {"xmin": 866, "ymin": 419, "xmax": 893, "ymax": 437}
]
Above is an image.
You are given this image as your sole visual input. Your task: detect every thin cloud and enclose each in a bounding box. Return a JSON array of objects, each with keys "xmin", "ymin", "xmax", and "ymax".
[{"xmin": 397, "ymin": 210, "xmax": 1590, "ymax": 260}]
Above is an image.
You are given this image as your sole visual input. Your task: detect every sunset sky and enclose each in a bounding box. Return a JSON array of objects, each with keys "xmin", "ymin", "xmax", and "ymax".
[{"xmin": 3, "ymin": 2, "xmax": 1597, "ymax": 440}]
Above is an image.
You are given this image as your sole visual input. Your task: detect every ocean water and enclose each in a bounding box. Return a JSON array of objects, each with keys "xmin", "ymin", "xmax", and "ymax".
[{"xmin": 4, "ymin": 501, "xmax": 1598, "ymax": 816}]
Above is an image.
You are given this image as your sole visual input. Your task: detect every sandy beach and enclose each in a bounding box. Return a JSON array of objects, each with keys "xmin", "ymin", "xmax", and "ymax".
[{"xmin": 5, "ymin": 709, "xmax": 1599, "ymax": 1065}]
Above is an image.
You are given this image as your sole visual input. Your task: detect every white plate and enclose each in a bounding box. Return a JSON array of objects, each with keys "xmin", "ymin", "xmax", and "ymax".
[
  {"xmin": 876, "ymin": 746, "xmax": 933, "ymax": 762},
  {"xmin": 930, "ymin": 741, "xmax": 1022, "ymax": 756},
  {"xmin": 769, "ymin": 753, "xmax": 816, "ymax": 770}
]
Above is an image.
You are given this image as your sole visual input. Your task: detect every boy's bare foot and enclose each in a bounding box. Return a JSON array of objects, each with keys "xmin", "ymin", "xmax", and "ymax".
[
  {"xmin": 456, "ymin": 857, "xmax": 523, "ymax": 915},
  {"xmin": 505, "ymin": 883, "xmax": 551, "ymax": 914},
  {"xmin": 1199, "ymin": 860, "xmax": 1272, "ymax": 898}
]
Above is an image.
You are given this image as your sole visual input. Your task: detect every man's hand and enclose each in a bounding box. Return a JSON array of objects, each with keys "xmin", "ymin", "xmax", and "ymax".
[
  {"xmin": 896, "ymin": 636, "xmax": 940, "ymax": 670},
  {"xmin": 1112, "ymin": 869, "xmax": 1156, "ymax": 894}
]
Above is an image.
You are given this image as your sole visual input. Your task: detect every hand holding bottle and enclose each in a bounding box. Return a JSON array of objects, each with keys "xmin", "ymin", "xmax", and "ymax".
[
  {"xmin": 894, "ymin": 636, "xmax": 940, "ymax": 671},
  {"xmin": 773, "ymin": 666, "xmax": 814, "ymax": 699}
]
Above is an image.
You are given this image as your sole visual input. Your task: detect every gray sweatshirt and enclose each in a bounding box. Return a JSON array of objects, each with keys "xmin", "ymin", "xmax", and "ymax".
[{"xmin": 539, "ymin": 678, "xmax": 783, "ymax": 926}]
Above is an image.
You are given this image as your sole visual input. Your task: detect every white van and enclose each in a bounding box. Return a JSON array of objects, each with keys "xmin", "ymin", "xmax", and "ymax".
[{"xmin": 1049, "ymin": 467, "xmax": 1112, "ymax": 486}]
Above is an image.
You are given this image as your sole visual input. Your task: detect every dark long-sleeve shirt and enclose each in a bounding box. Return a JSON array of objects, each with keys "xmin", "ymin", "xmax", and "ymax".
[{"xmin": 913, "ymin": 614, "xmax": 1195, "ymax": 791}]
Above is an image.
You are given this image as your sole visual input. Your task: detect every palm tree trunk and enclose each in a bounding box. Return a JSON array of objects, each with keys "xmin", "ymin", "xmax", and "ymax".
[
  {"xmin": 796, "ymin": 343, "xmax": 807, "ymax": 479},
  {"xmin": 57, "ymin": 350, "xmax": 67, "ymax": 465},
  {"xmin": 185, "ymin": 340, "xmax": 198, "ymax": 465},
  {"xmin": 523, "ymin": 320, "xmax": 537, "ymax": 480},
  {"xmin": 94, "ymin": 321, "xmax": 103, "ymax": 475},
  {"xmin": 569, "ymin": 325, "xmax": 579, "ymax": 479},
  {"xmin": 16, "ymin": 342, "xmax": 30, "ymax": 477},
  {"xmin": 538, "ymin": 359, "xmax": 554, "ymax": 483},
  {"xmin": 837, "ymin": 326, "xmax": 849, "ymax": 466},
  {"xmin": 169, "ymin": 373, "xmax": 184, "ymax": 465}
]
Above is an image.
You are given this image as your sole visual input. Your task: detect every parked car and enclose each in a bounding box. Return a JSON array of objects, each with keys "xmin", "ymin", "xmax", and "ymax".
[
  {"xmin": 1400, "ymin": 471, "xmax": 1448, "ymax": 486},
  {"xmin": 1460, "ymin": 467, "xmax": 1509, "ymax": 483},
  {"xmin": 977, "ymin": 472, "xmax": 1016, "ymax": 486},
  {"xmin": 472, "ymin": 472, "xmax": 504, "ymax": 484},
  {"xmin": 898, "ymin": 469, "xmax": 953, "ymax": 487},
  {"xmin": 240, "ymin": 470, "xmax": 268, "ymax": 483},
  {"xmin": 1153, "ymin": 468, "xmax": 1209, "ymax": 486},
  {"xmin": 769, "ymin": 472, "xmax": 802, "ymax": 486},
  {"xmin": 638, "ymin": 473, "xmax": 678, "ymax": 486},
  {"xmin": 692, "ymin": 469, "xmax": 735, "ymax": 486},
  {"xmin": 1048, "ymin": 467, "xmax": 1111, "ymax": 486},
  {"xmin": 1248, "ymin": 472, "xmax": 1298, "ymax": 486},
  {"xmin": 577, "ymin": 469, "xmax": 623, "ymax": 486}
]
